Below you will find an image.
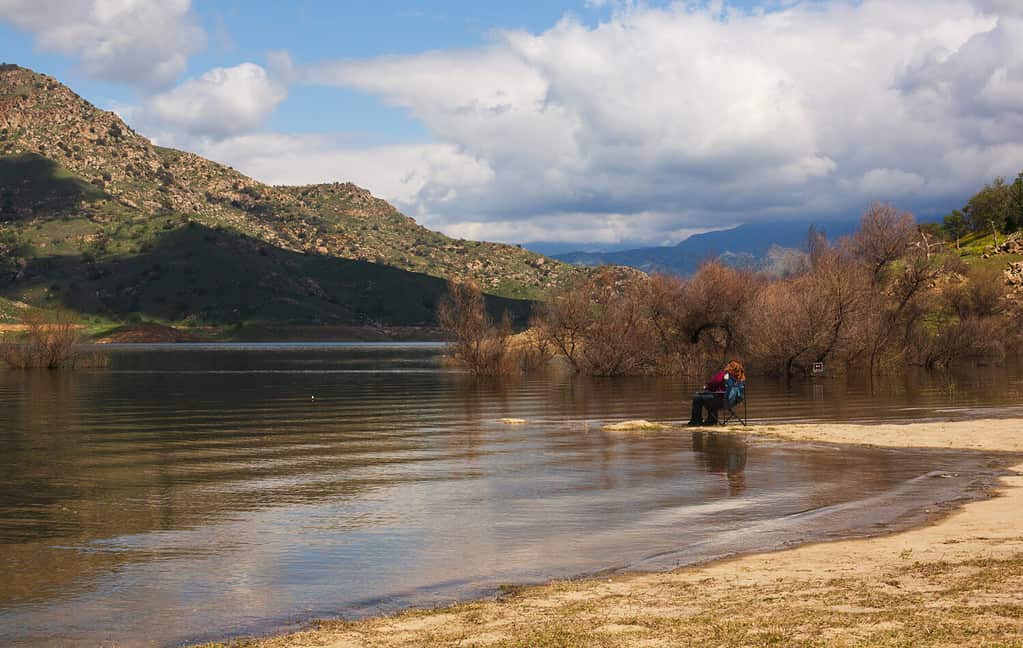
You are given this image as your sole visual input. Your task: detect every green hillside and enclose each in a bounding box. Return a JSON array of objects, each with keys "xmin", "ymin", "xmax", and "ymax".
[
  {"xmin": 12, "ymin": 222, "xmax": 529, "ymax": 326},
  {"xmin": 0, "ymin": 64, "xmax": 582, "ymax": 336},
  {"xmin": 955, "ymin": 231, "xmax": 1023, "ymax": 272}
]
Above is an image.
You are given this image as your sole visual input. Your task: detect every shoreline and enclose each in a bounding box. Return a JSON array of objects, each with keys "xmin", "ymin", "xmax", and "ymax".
[
  {"xmin": 204, "ymin": 418, "xmax": 1023, "ymax": 647},
  {"xmin": 2, "ymin": 322, "xmax": 446, "ymax": 344}
]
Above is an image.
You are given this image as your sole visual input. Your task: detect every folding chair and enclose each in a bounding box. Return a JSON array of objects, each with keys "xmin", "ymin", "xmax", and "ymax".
[{"xmin": 718, "ymin": 389, "xmax": 747, "ymax": 426}]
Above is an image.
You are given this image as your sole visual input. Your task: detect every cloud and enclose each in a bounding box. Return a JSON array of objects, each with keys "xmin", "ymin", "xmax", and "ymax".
[
  {"xmin": 140, "ymin": 63, "xmax": 288, "ymax": 138},
  {"xmin": 0, "ymin": 0, "xmax": 204, "ymax": 88},
  {"xmin": 144, "ymin": 131, "xmax": 493, "ymax": 228},
  {"xmin": 85, "ymin": 0, "xmax": 1023, "ymax": 247},
  {"xmin": 282, "ymin": 0, "xmax": 1023, "ymax": 244},
  {"xmin": 853, "ymin": 168, "xmax": 927, "ymax": 198},
  {"xmin": 896, "ymin": 15, "xmax": 1023, "ymax": 120}
]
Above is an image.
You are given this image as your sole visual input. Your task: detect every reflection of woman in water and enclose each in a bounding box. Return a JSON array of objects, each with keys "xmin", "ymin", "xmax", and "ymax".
[
  {"xmin": 692, "ymin": 431, "xmax": 748, "ymax": 495},
  {"xmin": 687, "ymin": 360, "xmax": 746, "ymax": 426}
]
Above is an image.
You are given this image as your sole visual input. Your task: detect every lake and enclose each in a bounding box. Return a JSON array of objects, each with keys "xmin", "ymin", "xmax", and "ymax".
[{"xmin": 1, "ymin": 344, "xmax": 1021, "ymax": 646}]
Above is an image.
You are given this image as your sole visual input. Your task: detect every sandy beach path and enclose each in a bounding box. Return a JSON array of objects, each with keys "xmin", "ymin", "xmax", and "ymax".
[{"xmin": 216, "ymin": 419, "xmax": 1023, "ymax": 648}]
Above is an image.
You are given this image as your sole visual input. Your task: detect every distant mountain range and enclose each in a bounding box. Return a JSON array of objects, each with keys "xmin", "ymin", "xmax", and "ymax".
[
  {"xmin": 553, "ymin": 220, "xmax": 862, "ymax": 275},
  {"xmin": 0, "ymin": 64, "xmax": 591, "ymax": 332}
]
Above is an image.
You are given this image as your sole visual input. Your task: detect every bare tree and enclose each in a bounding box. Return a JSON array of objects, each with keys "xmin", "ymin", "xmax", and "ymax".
[
  {"xmin": 533, "ymin": 268, "xmax": 658, "ymax": 376},
  {"xmin": 745, "ymin": 241, "xmax": 867, "ymax": 377},
  {"xmin": 579, "ymin": 271, "xmax": 655, "ymax": 376},
  {"xmin": 677, "ymin": 261, "xmax": 762, "ymax": 362},
  {"xmin": 523, "ymin": 199, "xmax": 1018, "ymax": 378},
  {"xmin": 849, "ymin": 203, "xmax": 916, "ymax": 286},
  {"xmin": 532, "ymin": 277, "xmax": 592, "ymax": 372},
  {"xmin": 2, "ymin": 309, "xmax": 83, "ymax": 369},
  {"xmin": 437, "ymin": 280, "xmax": 517, "ymax": 375}
]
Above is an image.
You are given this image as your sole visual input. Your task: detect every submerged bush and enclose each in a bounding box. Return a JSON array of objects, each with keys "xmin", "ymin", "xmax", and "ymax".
[
  {"xmin": 516, "ymin": 203, "xmax": 1021, "ymax": 378},
  {"xmin": 1, "ymin": 309, "xmax": 101, "ymax": 369},
  {"xmin": 437, "ymin": 280, "xmax": 519, "ymax": 376}
]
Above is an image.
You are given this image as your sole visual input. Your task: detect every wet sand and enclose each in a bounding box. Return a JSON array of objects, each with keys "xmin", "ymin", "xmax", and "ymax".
[{"xmin": 212, "ymin": 419, "xmax": 1023, "ymax": 647}]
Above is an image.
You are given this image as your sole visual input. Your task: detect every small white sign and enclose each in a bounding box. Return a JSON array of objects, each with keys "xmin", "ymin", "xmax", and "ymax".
[{"xmin": 812, "ymin": 362, "xmax": 824, "ymax": 373}]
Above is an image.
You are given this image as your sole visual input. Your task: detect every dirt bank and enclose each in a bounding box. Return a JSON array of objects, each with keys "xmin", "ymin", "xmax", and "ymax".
[{"xmin": 211, "ymin": 419, "xmax": 1023, "ymax": 647}]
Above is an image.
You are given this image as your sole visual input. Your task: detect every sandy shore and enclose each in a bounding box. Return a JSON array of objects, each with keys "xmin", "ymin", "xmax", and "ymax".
[{"xmin": 215, "ymin": 419, "xmax": 1023, "ymax": 647}]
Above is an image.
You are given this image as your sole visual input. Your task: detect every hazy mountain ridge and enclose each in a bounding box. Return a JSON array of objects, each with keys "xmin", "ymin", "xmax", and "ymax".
[{"xmin": 555, "ymin": 221, "xmax": 861, "ymax": 275}]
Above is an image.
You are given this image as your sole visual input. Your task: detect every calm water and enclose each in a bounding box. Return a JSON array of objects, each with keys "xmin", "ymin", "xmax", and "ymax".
[{"xmin": 0, "ymin": 345, "xmax": 1021, "ymax": 647}]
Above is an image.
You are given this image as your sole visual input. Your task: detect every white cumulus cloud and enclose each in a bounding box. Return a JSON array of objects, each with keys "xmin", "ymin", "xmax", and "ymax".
[
  {"xmin": 288, "ymin": 0, "xmax": 1023, "ymax": 244},
  {"xmin": 166, "ymin": 132, "xmax": 494, "ymax": 229},
  {"xmin": 140, "ymin": 63, "xmax": 288, "ymax": 138},
  {"xmin": 0, "ymin": 0, "xmax": 204, "ymax": 88}
]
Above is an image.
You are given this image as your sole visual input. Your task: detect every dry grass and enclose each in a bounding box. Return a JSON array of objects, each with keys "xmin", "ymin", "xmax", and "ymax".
[{"xmin": 215, "ymin": 552, "xmax": 1023, "ymax": 647}]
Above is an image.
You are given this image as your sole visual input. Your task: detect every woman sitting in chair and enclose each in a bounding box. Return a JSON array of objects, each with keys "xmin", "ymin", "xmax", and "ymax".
[{"xmin": 687, "ymin": 360, "xmax": 746, "ymax": 426}]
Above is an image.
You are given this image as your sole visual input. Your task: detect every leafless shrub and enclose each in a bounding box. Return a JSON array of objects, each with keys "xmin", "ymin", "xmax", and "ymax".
[
  {"xmin": 919, "ymin": 317, "xmax": 1005, "ymax": 369},
  {"xmin": 578, "ymin": 271, "xmax": 656, "ymax": 376},
  {"xmin": 531, "ymin": 278, "xmax": 591, "ymax": 372},
  {"xmin": 676, "ymin": 261, "xmax": 763, "ymax": 364},
  {"xmin": 437, "ymin": 281, "xmax": 518, "ymax": 376},
  {"xmin": 524, "ymin": 203, "xmax": 1019, "ymax": 378},
  {"xmin": 636, "ymin": 273, "xmax": 707, "ymax": 375},
  {"xmin": 945, "ymin": 266, "xmax": 1010, "ymax": 320},
  {"xmin": 850, "ymin": 238, "xmax": 962, "ymax": 372},
  {"xmin": 532, "ymin": 269, "xmax": 657, "ymax": 376},
  {"xmin": 1, "ymin": 310, "xmax": 91, "ymax": 369},
  {"xmin": 745, "ymin": 242, "xmax": 868, "ymax": 377}
]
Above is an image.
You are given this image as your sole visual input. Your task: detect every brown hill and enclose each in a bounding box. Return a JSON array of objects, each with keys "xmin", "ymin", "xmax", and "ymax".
[{"xmin": 0, "ymin": 63, "xmax": 582, "ymax": 300}]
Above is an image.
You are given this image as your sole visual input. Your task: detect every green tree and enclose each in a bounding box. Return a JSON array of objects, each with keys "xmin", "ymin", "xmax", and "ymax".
[
  {"xmin": 964, "ymin": 177, "xmax": 1012, "ymax": 240},
  {"xmin": 942, "ymin": 209, "xmax": 968, "ymax": 249},
  {"xmin": 1009, "ymin": 172, "xmax": 1023, "ymax": 233}
]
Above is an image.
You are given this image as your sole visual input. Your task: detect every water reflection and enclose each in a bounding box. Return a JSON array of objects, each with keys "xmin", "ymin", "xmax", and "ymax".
[
  {"xmin": 0, "ymin": 346, "xmax": 1020, "ymax": 647},
  {"xmin": 692, "ymin": 432, "xmax": 748, "ymax": 496}
]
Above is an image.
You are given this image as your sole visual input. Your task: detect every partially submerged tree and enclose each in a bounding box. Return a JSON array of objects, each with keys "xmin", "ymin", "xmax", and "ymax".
[
  {"xmin": 747, "ymin": 238, "xmax": 868, "ymax": 377},
  {"xmin": 437, "ymin": 280, "xmax": 517, "ymax": 376},
  {"xmin": 675, "ymin": 261, "xmax": 762, "ymax": 365},
  {"xmin": 533, "ymin": 269, "xmax": 656, "ymax": 376},
  {"xmin": 512, "ymin": 193, "xmax": 1020, "ymax": 377},
  {"xmin": 2, "ymin": 309, "xmax": 82, "ymax": 369},
  {"xmin": 531, "ymin": 278, "xmax": 591, "ymax": 372}
]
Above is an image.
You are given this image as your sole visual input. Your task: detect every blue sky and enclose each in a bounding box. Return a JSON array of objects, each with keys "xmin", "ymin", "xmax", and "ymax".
[
  {"xmin": 1, "ymin": 0, "xmax": 1021, "ymax": 247},
  {"xmin": 1, "ymin": 1, "xmax": 776, "ymax": 144},
  {"xmin": 1, "ymin": 1, "xmax": 794, "ymax": 141},
  {"xmin": 3, "ymin": 1, "xmax": 630, "ymax": 141}
]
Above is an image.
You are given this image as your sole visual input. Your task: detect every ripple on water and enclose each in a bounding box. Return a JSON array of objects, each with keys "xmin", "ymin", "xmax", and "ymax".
[{"xmin": 0, "ymin": 346, "xmax": 1021, "ymax": 647}]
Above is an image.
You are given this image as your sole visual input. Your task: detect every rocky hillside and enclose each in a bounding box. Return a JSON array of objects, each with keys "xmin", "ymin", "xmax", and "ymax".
[
  {"xmin": 0, "ymin": 64, "xmax": 592, "ymax": 333},
  {"xmin": 0, "ymin": 64, "xmax": 580, "ymax": 301}
]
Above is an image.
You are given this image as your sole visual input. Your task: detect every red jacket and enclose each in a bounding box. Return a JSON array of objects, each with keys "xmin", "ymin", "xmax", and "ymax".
[{"xmin": 705, "ymin": 370, "xmax": 729, "ymax": 392}]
